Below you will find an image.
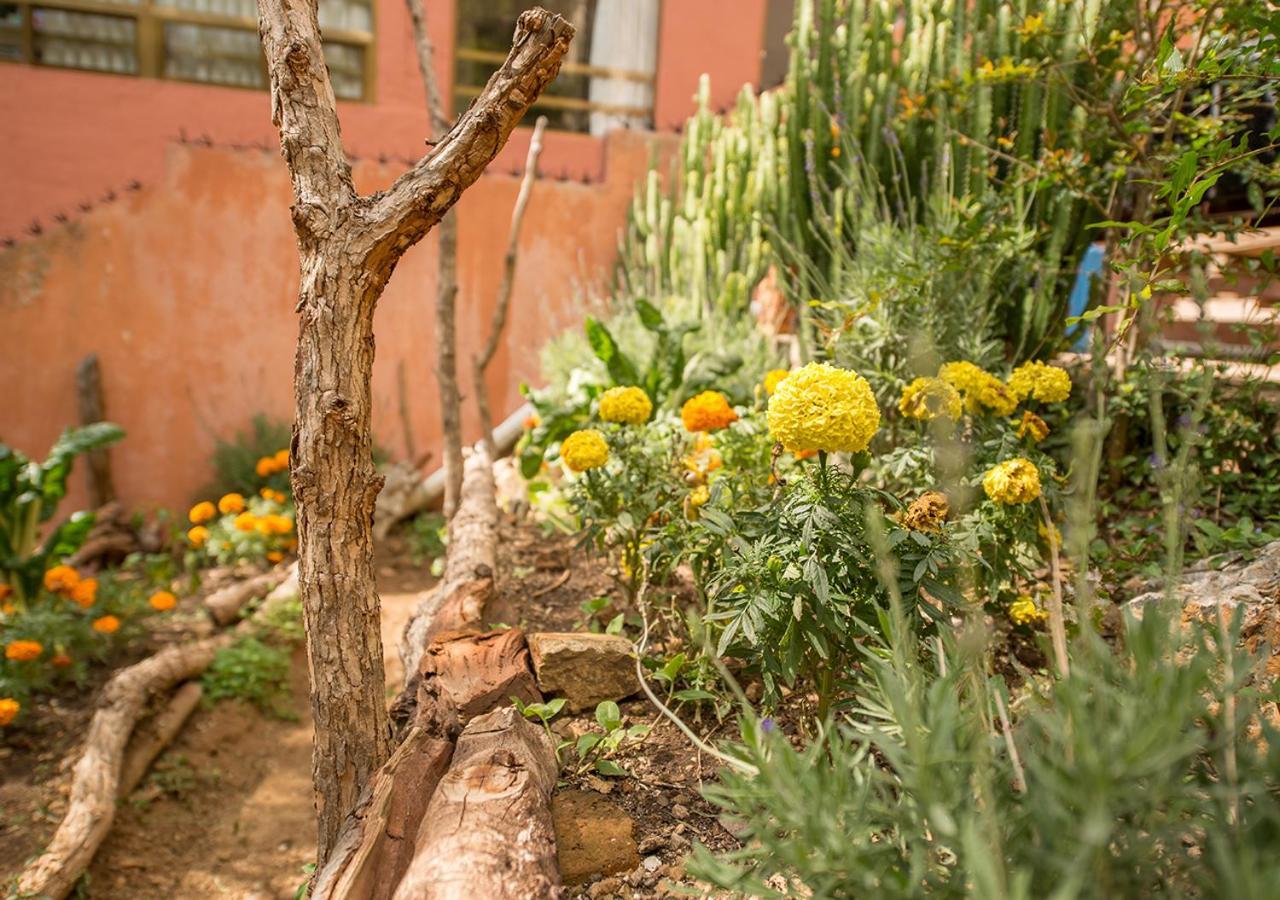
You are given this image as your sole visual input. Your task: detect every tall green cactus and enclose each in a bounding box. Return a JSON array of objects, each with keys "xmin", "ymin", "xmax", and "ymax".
[{"xmin": 616, "ymin": 0, "xmax": 1133, "ymax": 361}]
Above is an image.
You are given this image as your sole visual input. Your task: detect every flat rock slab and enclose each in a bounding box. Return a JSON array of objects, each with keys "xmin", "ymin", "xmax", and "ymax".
[
  {"xmin": 551, "ymin": 789, "xmax": 639, "ymax": 884},
  {"xmin": 527, "ymin": 632, "xmax": 639, "ymax": 712}
]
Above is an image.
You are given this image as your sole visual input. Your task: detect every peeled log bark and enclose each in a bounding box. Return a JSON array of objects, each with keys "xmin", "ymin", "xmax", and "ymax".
[
  {"xmin": 117, "ymin": 681, "xmax": 204, "ymax": 798},
  {"xmin": 401, "ymin": 445, "xmax": 497, "ymax": 677},
  {"xmin": 204, "ymin": 564, "xmax": 292, "ymax": 626},
  {"xmin": 393, "ymin": 706, "xmax": 562, "ymax": 900}
]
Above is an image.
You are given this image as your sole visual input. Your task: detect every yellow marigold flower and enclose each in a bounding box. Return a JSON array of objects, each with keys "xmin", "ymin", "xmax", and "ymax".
[
  {"xmin": 939, "ymin": 362, "xmax": 1017, "ymax": 416},
  {"xmin": 43, "ymin": 564, "xmax": 80, "ymax": 594},
  {"xmin": 900, "ymin": 491, "xmax": 949, "ymax": 532},
  {"xmin": 982, "ymin": 458, "xmax": 1042, "ymax": 505},
  {"xmin": 1038, "ymin": 519, "xmax": 1062, "ymax": 547},
  {"xmin": 187, "ymin": 525, "xmax": 210, "ymax": 547},
  {"xmin": 51, "ymin": 653, "xmax": 72, "ymax": 668},
  {"xmin": 763, "ymin": 369, "xmax": 791, "ymax": 396},
  {"xmin": 1015, "ymin": 13, "xmax": 1046, "ymax": 37},
  {"xmin": 561, "ymin": 430, "xmax": 610, "ymax": 473},
  {"xmin": 684, "ymin": 484, "xmax": 711, "ymax": 521},
  {"xmin": 70, "ymin": 577, "xmax": 98, "ymax": 609},
  {"xmin": 1017, "ymin": 410, "xmax": 1050, "ymax": 443},
  {"xmin": 766, "ymin": 362, "xmax": 881, "ymax": 454},
  {"xmin": 273, "ymin": 449, "xmax": 290, "ymax": 468},
  {"xmin": 898, "ymin": 377, "xmax": 962, "ymax": 421},
  {"xmin": 5, "ymin": 639, "xmax": 43, "ymax": 662},
  {"xmin": 681, "ymin": 391, "xmax": 739, "ymax": 433},
  {"xmin": 259, "ymin": 488, "xmax": 286, "ymax": 504},
  {"xmin": 1009, "ymin": 595, "xmax": 1049, "ymax": 626},
  {"xmin": 1008, "ymin": 360, "xmax": 1071, "ymax": 404},
  {"xmin": 598, "ymin": 386, "xmax": 653, "ymax": 425},
  {"xmin": 234, "ymin": 512, "xmax": 257, "ymax": 532},
  {"xmin": 189, "ymin": 501, "xmax": 216, "ymax": 525},
  {"xmin": 0, "ymin": 698, "xmax": 19, "ymax": 726},
  {"xmin": 92, "ymin": 614, "xmax": 121, "ymax": 634},
  {"xmin": 218, "ymin": 493, "xmax": 246, "ymax": 515},
  {"xmin": 148, "ymin": 590, "xmax": 176, "ymax": 612},
  {"xmin": 266, "ymin": 551, "xmax": 284, "ymax": 563},
  {"xmin": 255, "ymin": 457, "xmax": 276, "ymax": 477}
]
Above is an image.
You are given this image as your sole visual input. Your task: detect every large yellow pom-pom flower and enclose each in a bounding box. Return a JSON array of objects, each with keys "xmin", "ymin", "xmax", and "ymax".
[
  {"xmin": 1009, "ymin": 595, "xmax": 1049, "ymax": 626},
  {"xmin": 561, "ymin": 430, "xmax": 610, "ymax": 473},
  {"xmin": 766, "ymin": 362, "xmax": 881, "ymax": 454},
  {"xmin": 5, "ymin": 639, "xmax": 43, "ymax": 662},
  {"xmin": 1008, "ymin": 360, "xmax": 1071, "ymax": 404},
  {"xmin": 982, "ymin": 458, "xmax": 1042, "ymax": 505},
  {"xmin": 898, "ymin": 377, "xmax": 962, "ymax": 421},
  {"xmin": 0, "ymin": 697, "xmax": 19, "ymax": 726},
  {"xmin": 1017, "ymin": 410, "xmax": 1049, "ymax": 443},
  {"xmin": 680, "ymin": 391, "xmax": 739, "ymax": 433},
  {"xmin": 218, "ymin": 493, "xmax": 246, "ymax": 515},
  {"xmin": 763, "ymin": 369, "xmax": 791, "ymax": 396},
  {"xmin": 939, "ymin": 361, "xmax": 1018, "ymax": 416},
  {"xmin": 598, "ymin": 386, "xmax": 653, "ymax": 425},
  {"xmin": 189, "ymin": 501, "xmax": 216, "ymax": 525}
]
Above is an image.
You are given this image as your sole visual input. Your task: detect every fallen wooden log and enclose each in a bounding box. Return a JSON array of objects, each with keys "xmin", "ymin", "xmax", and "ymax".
[
  {"xmin": 392, "ymin": 706, "xmax": 562, "ymax": 900},
  {"xmin": 204, "ymin": 562, "xmax": 293, "ymax": 625},
  {"xmin": 117, "ymin": 681, "xmax": 204, "ymax": 798},
  {"xmin": 16, "ymin": 573, "xmax": 301, "ymax": 898}
]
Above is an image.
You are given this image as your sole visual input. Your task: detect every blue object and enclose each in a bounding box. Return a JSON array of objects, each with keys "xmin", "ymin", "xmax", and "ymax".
[{"xmin": 1068, "ymin": 243, "xmax": 1106, "ymax": 351}]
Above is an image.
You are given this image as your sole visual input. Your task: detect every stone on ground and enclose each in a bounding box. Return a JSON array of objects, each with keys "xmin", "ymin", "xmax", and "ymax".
[{"xmin": 527, "ymin": 632, "xmax": 639, "ymax": 712}]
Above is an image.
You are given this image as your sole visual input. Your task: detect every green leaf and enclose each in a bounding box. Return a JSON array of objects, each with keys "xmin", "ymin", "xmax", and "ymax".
[
  {"xmin": 584, "ymin": 317, "xmax": 640, "ymax": 386},
  {"xmin": 595, "ymin": 700, "xmax": 622, "ymax": 731},
  {"xmin": 594, "ymin": 759, "xmax": 627, "ymax": 777},
  {"xmin": 633, "ymin": 298, "xmax": 665, "ymax": 332},
  {"xmin": 576, "ymin": 732, "xmax": 603, "ymax": 756}
]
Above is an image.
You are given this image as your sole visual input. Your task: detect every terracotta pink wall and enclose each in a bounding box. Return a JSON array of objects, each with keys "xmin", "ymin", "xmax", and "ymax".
[{"xmin": 0, "ymin": 0, "xmax": 770, "ymax": 511}]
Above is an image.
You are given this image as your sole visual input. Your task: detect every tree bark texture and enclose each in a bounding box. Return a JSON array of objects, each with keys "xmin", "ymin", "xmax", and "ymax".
[
  {"xmin": 75, "ymin": 353, "xmax": 116, "ymax": 508},
  {"xmin": 255, "ymin": 0, "xmax": 573, "ymax": 860},
  {"xmin": 117, "ymin": 681, "xmax": 204, "ymax": 798},
  {"xmin": 473, "ymin": 114, "xmax": 549, "ymax": 451},
  {"xmin": 391, "ymin": 706, "xmax": 562, "ymax": 900},
  {"xmin": 405, "ymin": 0, "xmax": 464, "ymax": 519}
]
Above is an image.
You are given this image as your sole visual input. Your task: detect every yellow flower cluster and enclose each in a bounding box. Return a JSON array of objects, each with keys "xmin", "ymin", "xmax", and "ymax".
[
  {"xmin": 939, "ymin": 361, "xmax": 1017, "ymax": 416},
  {"xmin": 682, "ymin": 433, "xmax": 723, "ymax": 485},
  {"xmin": 5, "ymin": 639, "xmax": 43, "ymax": 662},
  {"xmin": 42, "ymin": 565, "xmax": 97, "ymax": 608},
  {"xmin": 1008, "ymin": 361, "xmax": 1071, "ymax": 404},
  {"xmin": 900, "ymin": 491, "xmax": 949, "ymax": 532},
  {"xmin": 260, "ymin": 488, "xmax": 287, "ymax": 504},
  {"xmin": 1017, "ymin": 410, "xmax": 1049, "ymax": 443},
  {"xmin": 0, "ymin": 697, "xmax": 19, "ymax": 727},
  {"xmin": 976, "ymin": 56, "xmax": 1038, "ymax": 82},
  {"xmin": 898, "ymin": 377, "xmax": 962, "ymax": 421},
  {"xmin": 256, "ymin": 449, "xmax": 290, "ymax": 478},
  {"xmin": 598, "ymin": 386, "xmax": 653, "ymax": 425},
  {"xmin": 1009, "ymin": 595, "xmax": 1049, "ymax": 626},
  {"xmin": 561, "ymin": 429, "xmax": 610, "ymax": 473},
  {"xmin": 763, "ymin": 369, "xmax": 791, "ymax": 396},
  {"xmin": 982, "ymin": 458, "xmax": 1042, "ymax": 505},
  {"xmin": 766, "ymin": 362, "xmax": 881, "ymax": 454},
  {"xmin": 681, "ymin": 391, "xmax": 739, "ymax": 433}
]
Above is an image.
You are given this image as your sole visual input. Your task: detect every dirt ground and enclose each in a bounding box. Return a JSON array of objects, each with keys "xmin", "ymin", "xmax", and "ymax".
[{"xmin": 1, "ymin": 518, "xmax": 742, "ymax": 898}]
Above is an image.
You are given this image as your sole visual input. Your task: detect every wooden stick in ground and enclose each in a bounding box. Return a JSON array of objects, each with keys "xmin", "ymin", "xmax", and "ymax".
[
  {"xmin": 256, "ymin": 0, "xmax": 573, "ymax": 859},
  {"xmin": 117, "ymin": 681, "xmax": 204, "ymax": 798},
  {"xmin": 405, "ymin": 0, "xmax": 464, "ymax": 519},
  {"xmin": 472, "ymin": 115, "xmax": 549, "ymax": 451},
  {"xmin": 75, "ymin": 353, "xmax": 116, "ymax": 508},
  {"xmin": 391, "ymin": 706, "xmax": 561, "ymax": 900}
]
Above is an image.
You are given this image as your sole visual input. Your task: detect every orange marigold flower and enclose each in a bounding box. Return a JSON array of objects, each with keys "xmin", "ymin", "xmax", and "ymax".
[
  {"xmin": 43, "ymin": 564, "xmax": 81, "ymax": 594},
  {"xmin": 218, "ymin": 493, "xmax": 246, "ymax": 515},
  {"xmin": 0, "ymin": 698, "xmax": 19, "ymax": 727},
  {"xmin": 189, "ymin": 501, "xmax": 216, "ymax": 525},
  {"xmin": 0, "ymin": 584, "xmax": 11, "ymax": 602},
  {"xmin": 1, "ymin": 603, "xmax": 14, "ymax": 616},
  {"xmin": 92, "ymin": 615, "xmax": 121, "ymax": 634},
  {"xmin": 234, "ymin": 512, "xmax": 257, "ymax": 532},
  {"xmin": 187, "ymin": 525, "xmax": 210, "ymax": 547},
  {"xmin": 259, "ymin": 488, "xmax": 286, "ymax": 504},
  {"xmin": 5, "ymin": 639, "xmax": 43, "ymax": 662},
  {"xmin": 680, "ymin": 391, "xmax": 739, "ymax": 433},
  {"xmin": 70, "ymin": 577, "xmax": 98, "ymax": 608},
  {"xmin": 793, "ymin": 448, "xmax": 818, "ymax": 460},
  {"xmin": 51, "ymin": 653, "xmax": 72, "ymax": 668},
  {"xmin": 273, "ymin": 449, "xmax": 290, "ymax": 468},
  {"xmin": 148, "ymin": 591, "xmax": 177, "ymax": 612},
  {"xmin": 255, "ymin": 457, "xmax": 276, "ymax": 477},
  {"xmin": 266, "ymin": 551, "xmax": 284, "ymax": 563}
]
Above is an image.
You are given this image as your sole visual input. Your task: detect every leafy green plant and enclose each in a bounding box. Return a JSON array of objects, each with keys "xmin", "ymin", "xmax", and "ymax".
[
  {"xmin": 201, "ymin": 636, "xmax": 294, "ymax": 719},
  {"xmin": 200, "ymin": 414, "xmax": 292, "ymax": 502},
  {"xmin": 569, "ymin": 700, "xmax": 648, "ymax": 777},
  {"xmin": 405, "ymin": 511, "xmax": 447, "ymax": 566},
  {"xmin": 0, "ymin": 423, "xmax": 124, "ymax": 601}
]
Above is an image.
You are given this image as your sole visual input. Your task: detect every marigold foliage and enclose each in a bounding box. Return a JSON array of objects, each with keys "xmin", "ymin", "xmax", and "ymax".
[
  {"xmin": 681, "ymin": 391, "xmax": 739, "ymax": 433},
  {"xmin": 766, "ymin": 362, "xmax": 881, "ymax": 454},
  {"xmin": 983, "ymin": 457, "xmax": 1042, "ymax": 504},
  {"xmin": 898, "ymin": 377, "xmax": 962, "ymax": 421},
  {"xmin": 1008, "ymin": 360, "xmax": 1072, "ymax": 404},
  {"xmin": 561, "ymin": 429, "xmax": 610, "ymax": 472},
  {"xmin": 0, "ymin": 698, "xmax": 18, "ymax": 726},
  {"xmin": 598, "ymin": 386, "xmax": 653, "ymax": 424},
  {"xmin": 5, "ymin": 639, "xmax": 43, "ymax": 661}
]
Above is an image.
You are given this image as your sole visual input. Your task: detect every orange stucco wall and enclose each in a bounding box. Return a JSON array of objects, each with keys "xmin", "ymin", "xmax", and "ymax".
[{"xmin": 0, "ymin": 0, "xmax": 770, "ymax": 512}]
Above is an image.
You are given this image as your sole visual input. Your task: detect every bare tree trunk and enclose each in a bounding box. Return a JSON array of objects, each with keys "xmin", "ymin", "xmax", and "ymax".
[
  {"xmin": 396, "ymin": 359, "xmax": 417, "ymax": 464},
  {"xmin": 75, "ymin": 353, "xmax": 116, "ymax": 507},
  {"xmin": 255, "ymin": 0, "xmax": 573, "ymax": 864},
  {"xmin": 473, "ymin": 115, "xmax": 549, "ymax": 451},
  {"xmin": 405, "ymin": 0, "xmax": 464, "ymax": 518}
]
